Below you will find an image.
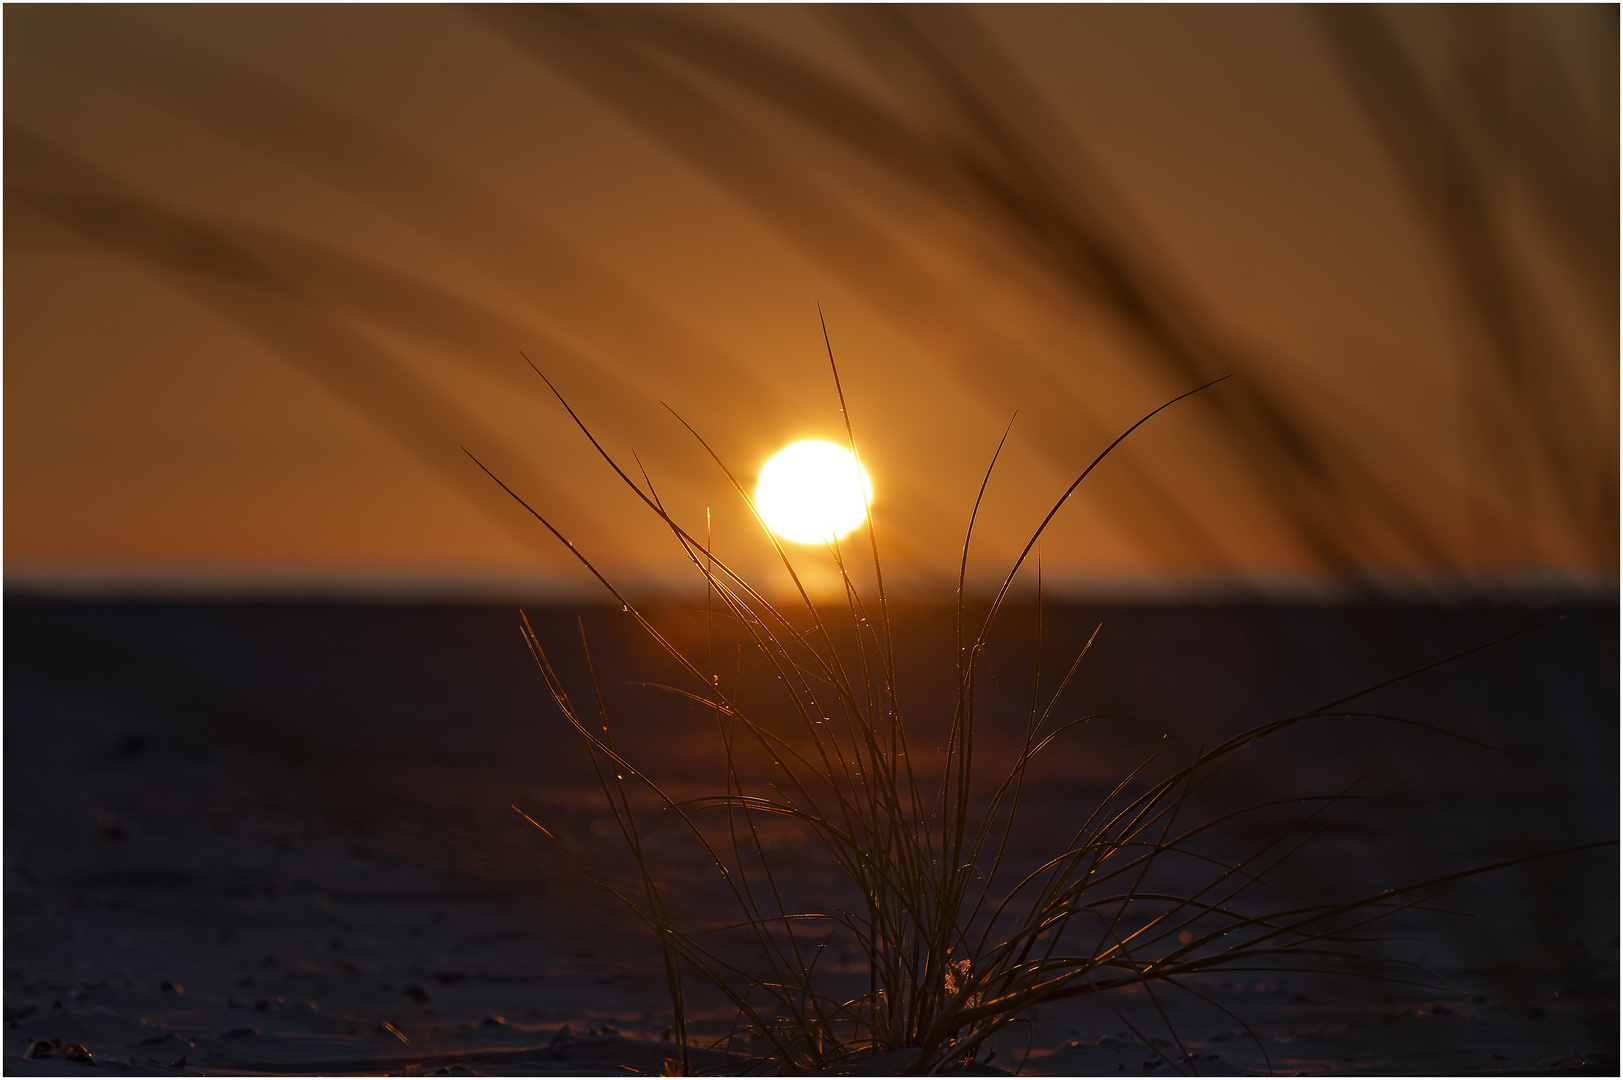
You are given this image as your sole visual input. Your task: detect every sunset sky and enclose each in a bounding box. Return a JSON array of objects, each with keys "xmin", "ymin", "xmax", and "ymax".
[{"xmin": 6, "ymin": 4, "xmax": 1616, "ymax": 600}]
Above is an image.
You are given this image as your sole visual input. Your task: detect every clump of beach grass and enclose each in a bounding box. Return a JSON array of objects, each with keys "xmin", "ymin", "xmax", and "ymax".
[{"xmin": 471, "ymin": 335, "xmax": 1608, "ymax": 1077}]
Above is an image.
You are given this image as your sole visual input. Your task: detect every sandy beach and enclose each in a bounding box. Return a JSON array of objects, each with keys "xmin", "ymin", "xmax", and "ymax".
[{"xmin": 5, "ymin": 598, "xmax": 1615, "ymax": 1075}]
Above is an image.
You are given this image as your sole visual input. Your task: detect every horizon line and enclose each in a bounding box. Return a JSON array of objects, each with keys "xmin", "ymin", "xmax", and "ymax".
[{"xmin": 5, "ymin": 567, "xmax": 1616, "ymax": 607}]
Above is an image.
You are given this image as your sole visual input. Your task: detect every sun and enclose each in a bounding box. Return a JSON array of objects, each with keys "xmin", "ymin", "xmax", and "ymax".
[{"xmin": 755, "ymin": 440, "xmax": 874, "ymax": 545}]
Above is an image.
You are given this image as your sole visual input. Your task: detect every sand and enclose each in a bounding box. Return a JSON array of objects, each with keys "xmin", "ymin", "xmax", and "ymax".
[{"xmin": 5, "ymin": 599, "xmax": 1615, "ymax": 1075}]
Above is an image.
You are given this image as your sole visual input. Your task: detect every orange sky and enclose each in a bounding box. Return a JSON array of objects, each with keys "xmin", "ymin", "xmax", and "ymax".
[{"xmin": 5, "ymin": 5, "xmax": 1616, "ymax": 600}]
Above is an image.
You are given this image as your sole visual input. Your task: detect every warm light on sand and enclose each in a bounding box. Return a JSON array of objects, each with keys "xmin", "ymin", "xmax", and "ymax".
[{"xmin": 755, "ymin": 440, "xmax": 873, "ymax": 545}]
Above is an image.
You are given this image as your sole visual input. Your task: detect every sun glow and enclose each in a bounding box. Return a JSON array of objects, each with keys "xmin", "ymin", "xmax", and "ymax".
[{"xmin": 755, "ymin": 440, "xmax": 873, "ymax": 545}]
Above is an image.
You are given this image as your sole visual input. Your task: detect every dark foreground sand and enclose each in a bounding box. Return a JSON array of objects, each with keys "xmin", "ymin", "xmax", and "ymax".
[{"xmin": 4, "ymin": 599, "xmax": 1615, "ymax": 1075}]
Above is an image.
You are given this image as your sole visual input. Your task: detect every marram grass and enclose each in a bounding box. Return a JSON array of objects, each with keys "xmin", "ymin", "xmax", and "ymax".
[{"xmin": 471, "ymin": 342, "xmax": 1608, "ymax": 1077}]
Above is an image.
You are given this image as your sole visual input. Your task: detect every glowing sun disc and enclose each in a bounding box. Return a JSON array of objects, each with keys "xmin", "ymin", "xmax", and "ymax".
[{"xmin": 755, "ymin": 440, "xmax": 873, "ymax": 545}]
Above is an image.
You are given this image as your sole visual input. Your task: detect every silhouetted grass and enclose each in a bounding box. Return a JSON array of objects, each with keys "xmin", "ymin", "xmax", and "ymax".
[{"xmin": 474, "ymin": 342, "xmax": 1611, "ymax": 1076}]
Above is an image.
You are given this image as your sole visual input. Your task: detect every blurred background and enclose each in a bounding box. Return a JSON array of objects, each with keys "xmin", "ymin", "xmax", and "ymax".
[{"xmin": 6, "ymin": 4, "xmax": 1617, "ymax": 601}]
